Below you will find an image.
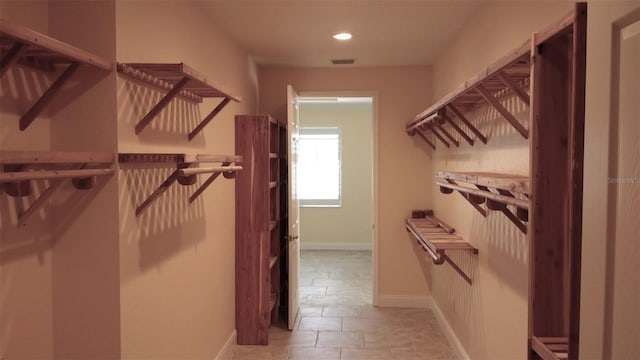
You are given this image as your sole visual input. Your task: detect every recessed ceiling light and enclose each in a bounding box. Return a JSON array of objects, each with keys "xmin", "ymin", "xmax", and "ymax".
[{"xmin": 333, "ymin": 32, "xmax": 352, "ymax": 41}]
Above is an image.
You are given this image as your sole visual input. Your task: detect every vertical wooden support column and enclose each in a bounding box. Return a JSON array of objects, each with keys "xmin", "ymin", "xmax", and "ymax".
[
  {"xmin": 567, "ymin": 5, "xmax": 587, "ymax": 359},
  {"xmin": 529, "ymin": 4, "xmax": 586, "ymax": 359},
  {"xmin": 235, "ymin": 115, "xmax": 270, "ymax": 345}
]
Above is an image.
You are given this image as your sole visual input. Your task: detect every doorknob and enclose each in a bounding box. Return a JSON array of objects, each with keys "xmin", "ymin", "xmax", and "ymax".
[{"xmin": 289, "ymin": 235, "xmax": 299, "ymax": 242}]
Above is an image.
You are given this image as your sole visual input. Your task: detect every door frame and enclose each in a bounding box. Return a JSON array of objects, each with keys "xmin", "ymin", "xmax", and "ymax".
[{"xmin": 298, "ymin": 90, "xmax": 380, "ymax": 306}]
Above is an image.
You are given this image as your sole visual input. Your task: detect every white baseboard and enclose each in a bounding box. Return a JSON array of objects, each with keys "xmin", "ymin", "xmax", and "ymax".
[
  {"xmin": 429, "ymin": 298, "xmax": 470, "ymax": 360},
  {"xmin": 376, "ymin": 294, "xmax": 431, "ymax": 308},
  {"xmin": 300, "ymin": 242, "xmax": 372, "ymax": 251},
  {"xmin": 214, "ymin": 330, "xmax": 236, "ymax": 360}
]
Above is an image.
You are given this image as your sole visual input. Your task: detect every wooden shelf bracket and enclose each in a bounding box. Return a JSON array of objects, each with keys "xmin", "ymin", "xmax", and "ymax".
[
  {"xmin": 117, "ymin": 63, "xmax": 241, "ymax": 140},
  {"xmin": 1, "ymin": 20, "xmax": 113, "ymax": 131},
  {"xmin": 0, "ymin": 151, "xmax": 115, "ymax": 227},
  {"xmin": 406, "ymin": 213, "xmax": 477, "ymax": 285},
  {"xmin": 118, "ymin": 153, "xmax": 242, "ymax": 215},
  {"xmin": 436, "ymin": 171, "xmax": 529, "ymax": 234},
  {"xmin": 406, "ymin": 39, "xmax": 531, "ymax": 145}
]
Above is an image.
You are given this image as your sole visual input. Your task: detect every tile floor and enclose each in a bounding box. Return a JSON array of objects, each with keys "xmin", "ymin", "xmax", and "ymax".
[{"xmin": 223, "ymin": 250, "xmax": 457, "ymax": 360}]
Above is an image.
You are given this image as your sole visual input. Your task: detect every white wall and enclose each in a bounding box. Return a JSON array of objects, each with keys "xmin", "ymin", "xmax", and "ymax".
[{"xmin": 299, "ymin": 101, "xmax": 373, "ymax": 250}]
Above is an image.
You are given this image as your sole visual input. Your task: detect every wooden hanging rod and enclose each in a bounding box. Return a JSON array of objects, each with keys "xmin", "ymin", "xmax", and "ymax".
[
  {"xmin": 178, "ymin": 166, "xmax": 243, "ymax": 176},
  {"xmin": 436, "ymin": 171, "xmax": 529, "ymax": 195},
  {"xmin": 122, "ymin": 153, "xmax": 242, "ymax": 215},
  {"xmin": 435, "ymin": 171, "xmax": 529, "ymax": 234},
  {"xmin": 437, "ymin": 181, "xmax": 529, "ymax": 210},
  {"xmin": 405, "ymin": 213, "xmax": 477, "ymax": 285}
]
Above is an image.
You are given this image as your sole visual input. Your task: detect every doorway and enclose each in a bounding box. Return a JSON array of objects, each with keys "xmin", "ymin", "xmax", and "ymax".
[{"xmin": 295, "ymin": 93, "xmax": 378, "ymax": 310}]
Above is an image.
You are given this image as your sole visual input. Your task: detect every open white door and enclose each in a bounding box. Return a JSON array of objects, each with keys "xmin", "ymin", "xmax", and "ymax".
[{"xmin": 287, "ymin": 85, "xmax": 300, "ymax": 330}]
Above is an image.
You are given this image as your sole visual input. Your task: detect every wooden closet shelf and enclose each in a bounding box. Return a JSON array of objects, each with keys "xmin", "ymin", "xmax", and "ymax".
[
  {"xmin": 405, "ymin": 213, "xmax": 477, "ymax": 284},
  {"xmin": 0, "ymin": 150, "xmax": 115, "ymax": 227},
  {"xmin": 1, "ymin": 150, "xmax": 113, "ymax": 164},
  {"xmin": 406, "ymin": 39, "xmax": 531, "ymax": 146},
  {"xmin": 1, "ymin": 20, "xmax": 112, "ymax": 71},
  {"xmin": 118, "ymin": 152, "xmax": 242, "ymax": 215},
  {"xmin": 437, "ymin": 171, "xmax": 529, "ymax": 195},
  {"xmin": 117, "ymin": 62, "xmax": 241, "ymax": 140},
  {"xmin": 118, "ymin": 153, "xmax": 241, "ymax": 164},
  {"xmin": 1, "ymin": 20, "xmax": 113, "ymax": 131},
  {"xmin": 436, "ymin": 171, "xmax": 529, "ymax": 234},
  {"xmin": 531, "ymin": 336, "xmax": 568, "ymax": 360}
]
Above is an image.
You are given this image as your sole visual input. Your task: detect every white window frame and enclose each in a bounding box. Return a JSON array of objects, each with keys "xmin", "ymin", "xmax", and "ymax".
[{"xmin": 297, "ymin": 127, "xmax": 342, "ymax": 207}]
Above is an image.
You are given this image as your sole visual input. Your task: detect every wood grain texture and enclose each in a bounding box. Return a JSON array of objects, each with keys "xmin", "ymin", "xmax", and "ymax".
[
  {"xmin": 0, "ymin": 19, "xmax": 112, "ymax": 70},
  {"xmin": 235, "ymin": 114, "xmax": 283, "ymax": 345},
  {"xmin": 407, "ymin": 38, "xmax": 531, "ymax": 131}
]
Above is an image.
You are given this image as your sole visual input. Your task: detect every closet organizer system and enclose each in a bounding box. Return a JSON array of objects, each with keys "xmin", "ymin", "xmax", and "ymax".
[
  {"xmin": 405, "ymin": 4, "xmax": 586, "ymax": 360},
  {"xmin": 0, "ymin": 20, "xmax": 241, "ymax": 223},
  {"xmin": 234, "ymin": 114, "xmax": 288, "ymax": 345}
]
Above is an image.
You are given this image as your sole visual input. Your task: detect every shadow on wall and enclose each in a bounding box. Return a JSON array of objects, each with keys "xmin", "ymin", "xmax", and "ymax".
[
  {"xmin": 117, "ymin": 76, "xmax": 219, "ymax": 145},
  {"xmin": 0, "ymin": 175, "xmax": 114, "ymax": 265},
  {"xmin": 119, "ymin": 165, "xmax": 207, "ymax": 272},
  {"xmin": 407, "ymin": 231, "xmax": 433, "ymax": 286},
  {"xmin": 0, "ymin": 65, "xmax": 111, "ymax": 134}
]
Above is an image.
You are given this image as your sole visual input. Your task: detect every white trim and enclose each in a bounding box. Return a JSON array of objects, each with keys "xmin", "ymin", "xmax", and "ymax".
[
  {"xmin": 429, "ymin": 298, "xmax": 470, "ymax": 360},
  {"xmin": 376, "ymin": 294, "xmax": 431, "ymax": 308},
  {"xmin": 214, "ymin": 330, "xmax": 236, "ymax": 360},
  {"xmin": 300, "ymin": 242, "xmax": 372, "ymax": 251}
]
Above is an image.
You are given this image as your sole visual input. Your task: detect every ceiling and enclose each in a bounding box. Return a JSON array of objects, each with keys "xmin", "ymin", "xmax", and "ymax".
[{"xmin": 201, "ymin": 1, "xmax": 484, "ymax": 68}]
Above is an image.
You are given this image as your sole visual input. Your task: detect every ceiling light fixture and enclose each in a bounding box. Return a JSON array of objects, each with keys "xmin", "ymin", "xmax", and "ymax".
[{"xmin": 333, "ymin": 32, "xmax": 352, "ymax": 41}]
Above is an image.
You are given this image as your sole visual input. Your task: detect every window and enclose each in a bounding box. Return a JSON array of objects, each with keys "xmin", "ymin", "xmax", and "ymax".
[{"xmin": 297, "ymin": 127, "xmax": 341, "ymax": 207}]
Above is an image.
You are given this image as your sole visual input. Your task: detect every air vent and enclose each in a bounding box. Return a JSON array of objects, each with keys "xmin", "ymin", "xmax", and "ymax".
[{"xmin": 331, "ymin": 59, "xmax": 355, "ymax": 65}]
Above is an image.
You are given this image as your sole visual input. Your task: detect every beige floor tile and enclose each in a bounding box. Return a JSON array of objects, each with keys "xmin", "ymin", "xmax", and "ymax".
[
  {"xmin": 364, "ymin": 332, "xmax": 415, "ymax": 352},
  {"xmin": 311, "ymin": 279, "xmax": 363, "ymax": 287},
  {"xmin": 341, "ymin": 317, "xmax": 387, "ymax": 333},
  {"xmin": 299, "ymin": 286, "xmax": 327, "ymax": 295},
  {"xmin": 298, "ymin": 316, "xmax": 342, "ymax": 331},
  {"xmin": 223, "ymin": 345, "xmax": 290, "ymax": 360},
  {"xmin": 268, "ymin": 328, "xmax": 318, "ymax": 347},
  {"xmin": 299, "ymin": 304, "xmax": 323, "ymax": 317},
  {"xmin": 322, "ymin": 305, "xmax": 363, "ymax": 317},
  {"xmin": 316, "ymin": 330, "xmax": 364, "ymax": 348},
  {"xmin": 229, "ymin": 251, "xmax": 456, "ymax": 360},
  {"xmin": 305, "ymin": 294, "xmax": 344, "ymax": 305},
  {"xmin": 340, "ymin": 348, "xmax": 394, "ymax": 360},
  {"xmin": 326, "ymin": 286, "xmax": 362, "ymax": 296},
  {"xmin": 287, "ymin": 347, "xmax": 340, "ymax": 360}
]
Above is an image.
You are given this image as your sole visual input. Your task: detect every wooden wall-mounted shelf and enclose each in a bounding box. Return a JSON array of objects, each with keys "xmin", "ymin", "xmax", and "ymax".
[
  {"xmin": 0, "ymin": 20, "xmax": 113, "ymax": 131},
  {"xmin": 118, "ymin": 152, "xmax": 242, "ymax": 216},
  {"xmin": 531, "ymin": 336, "xmax": 569, "ymax": 360},
  {"xmin": 117, "ymin": 63, "xmax": 240, "ymax": 140},
  {"xmin": 436, "ymin": 171, "xmax": 529, "ymax": 234},
  {"xmin": 406, "ymin": 39, "xmax": 531, "ymax": 148},
  {"xmin": 0, "ymin": 150, "xmax": 114, "ymax": 226},
  {"xmin": 405, "ymin": 211, "xmax": 477, "ymax": 284}
]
